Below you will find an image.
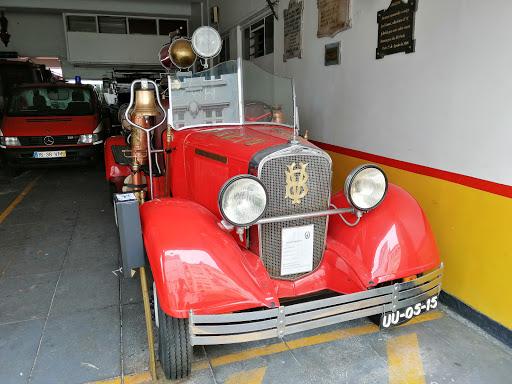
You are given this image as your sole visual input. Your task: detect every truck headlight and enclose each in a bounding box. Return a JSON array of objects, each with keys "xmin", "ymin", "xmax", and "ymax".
[
  {"xmin": 0, "ymin": 137, "xmax": 21, "ymax": 146},
  {"xmin": 78, "ymin": 133, "xmax": 100, "ymax": 144},
  {"xmin": 218, "ymin": 175, "xmax": 268, "ymax": 227},
  {"xmin": 344, "ymin": 164, "xmax": 388, "ymax": 211}
]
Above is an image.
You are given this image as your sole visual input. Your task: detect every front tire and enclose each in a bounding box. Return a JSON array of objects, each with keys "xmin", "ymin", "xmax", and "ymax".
[{"xmin": 157, "ymin": 302, "xmax": 192, "ymax": 380}]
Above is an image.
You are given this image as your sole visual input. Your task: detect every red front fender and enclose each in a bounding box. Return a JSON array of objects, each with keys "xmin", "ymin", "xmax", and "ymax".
[
  {"xmin": 328, "ymin": 183, "xmax": 441, "ymax": 287},
  {"xmin": 140, "ymin": 198, "xmax": 277, "ymax": 318}
]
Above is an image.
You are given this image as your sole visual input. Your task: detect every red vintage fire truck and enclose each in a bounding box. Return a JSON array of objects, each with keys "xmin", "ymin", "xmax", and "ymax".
[{"xmin": 105, "ymin": 27, "xmax": 442, "ymax": 380}]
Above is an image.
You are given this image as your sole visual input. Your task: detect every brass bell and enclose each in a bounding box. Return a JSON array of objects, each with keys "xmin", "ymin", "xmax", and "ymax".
[
  {"xmin": 169, "ymin": 39, "xmax": 196, "ymax": 69},
  {"xmin": 132, "ymin": 89, "xmax": 161, "ymax": 117}
]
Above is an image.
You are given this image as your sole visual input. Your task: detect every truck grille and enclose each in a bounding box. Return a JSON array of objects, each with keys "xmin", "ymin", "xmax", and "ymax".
[
  {"xmin": 18, "ymin": 136, "xmax": 80, "ymax": 146},
  {"xmin": 258, "ymin": 151, "xmax": 332, "ymax": 280}
]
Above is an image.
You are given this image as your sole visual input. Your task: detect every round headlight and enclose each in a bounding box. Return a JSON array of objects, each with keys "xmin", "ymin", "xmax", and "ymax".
[
  {"xmin": 344, "ymin": 165, "xmax": 388, "ymax": 211},
  {"xmin": 191, "ymin": 26, "xmax": 222, "ymax": 59},
  {"xmin": 218, "ymin": 175, "xmax": 268, "ymax": 227}
]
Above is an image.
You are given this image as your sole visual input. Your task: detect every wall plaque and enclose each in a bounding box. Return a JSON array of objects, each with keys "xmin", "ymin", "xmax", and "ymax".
[
  {"xmin": 317, "ymin": 0, "xmax": 351, "ymax": 38},
  {"xmin": 324, "ymin": 42, "xmax": 341, "ymax": 66},
  {"xmin": 283, "ymin": 0, "xmax": 304, "ymax": 62},
  {"xmin": 376, "ymin": 0, "xmax": 417, "ymax": 59}
]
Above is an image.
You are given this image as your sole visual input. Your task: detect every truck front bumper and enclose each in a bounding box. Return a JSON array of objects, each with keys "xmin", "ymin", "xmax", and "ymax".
[{"xmin": 189, "ymin": 263, "xmax": 443, "ymax": 345}]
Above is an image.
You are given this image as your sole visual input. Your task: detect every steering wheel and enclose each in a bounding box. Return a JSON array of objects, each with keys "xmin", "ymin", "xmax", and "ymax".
[{"xmin": 244, "ymin": 102, "xmax": 274, "ymax": 123}]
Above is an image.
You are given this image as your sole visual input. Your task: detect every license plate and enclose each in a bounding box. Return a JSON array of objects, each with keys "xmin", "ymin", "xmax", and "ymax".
[
  {"xmin": 381, "ymin": 295, "xmax": 438, "ymax": 329},
  {"xmin": 34, "ymin": 151, "xmax": 66, "ymax": 158}
]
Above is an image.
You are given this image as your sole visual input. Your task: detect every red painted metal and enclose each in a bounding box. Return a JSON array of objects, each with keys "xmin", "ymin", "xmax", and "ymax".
[
  {"xmin": 104, "ymin": 136, "xmax": 130, "ymax": 181},
  {"xmin": 107, "ymin": 119, "xmax": 440, "ymax": 318},
  {"xmin": 2, "ymin": 115, "xmax": 98, "ymax": 139},
  {"xmin": 140, "ymin": 198, "xmax": 277, "ymax": 318}
]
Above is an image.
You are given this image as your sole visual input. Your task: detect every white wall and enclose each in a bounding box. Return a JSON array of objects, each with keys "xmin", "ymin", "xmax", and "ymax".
[
  {"xmin": 0, "ymin": 1, "xmax": 200, "ymax": 79},
  {"xmin": 212, "ymin": 0, "xmax": 512, "ymax": 186},
  {"xmin": 272, "ymin": 0, "xmax": 512, "ymax": 186},
  {"xmin": 1, "ymin": 13, "xmax": 67, "ymax": 58}
]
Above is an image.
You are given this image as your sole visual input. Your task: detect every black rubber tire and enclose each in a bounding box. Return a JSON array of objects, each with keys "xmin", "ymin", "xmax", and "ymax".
[{"xmin": 157, "ymin": 302, "xmax": 192, "ymax": 380}]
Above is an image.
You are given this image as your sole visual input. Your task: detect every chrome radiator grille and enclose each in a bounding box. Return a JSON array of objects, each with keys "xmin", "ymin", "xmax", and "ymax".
[{"xmin": 258, "ymin": 152, "xmax": 332, "ymax": 280}]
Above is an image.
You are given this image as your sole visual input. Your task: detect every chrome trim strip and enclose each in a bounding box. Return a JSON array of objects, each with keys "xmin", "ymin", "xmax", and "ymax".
[
  {"xmin": 237, "ymin": 57, "xmax": 244, "ymax": 125},
  {"xmin": 255, "ymin": 207, "xmax": 353, "ymax": 225},
  {"xmin": 189, "ymin": 263, "xmax": 443, "ymax": 345}
]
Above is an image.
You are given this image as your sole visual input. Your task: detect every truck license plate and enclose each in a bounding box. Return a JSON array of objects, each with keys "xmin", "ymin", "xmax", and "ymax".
[
  {"xmin": 34, "ymin": 151, "xmax": 66, "ymax": 158},
  {"xmin": 380, "ymin": 295, "xmax": 438, "ymax": 329}
]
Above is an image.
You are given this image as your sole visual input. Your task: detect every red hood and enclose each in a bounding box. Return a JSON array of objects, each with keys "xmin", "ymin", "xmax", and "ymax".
[
  {"xmin": 182, "ymin": 125, "xmax": 310, "ymax": 163},
  {"xmin": 1, "ymin": 115, "xmax": 98, "ymax": 136}
]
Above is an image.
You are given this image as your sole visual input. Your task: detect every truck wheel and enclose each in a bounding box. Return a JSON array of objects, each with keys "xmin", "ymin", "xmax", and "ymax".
[{"xmin": 157, "ymin": 302, "xmax": 192, "ymax": 380}]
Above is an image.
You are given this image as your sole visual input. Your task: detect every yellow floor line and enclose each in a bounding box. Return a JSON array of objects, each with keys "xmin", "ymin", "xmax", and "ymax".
[
  {"xmin": 210, "ymin": 344, "xmax": 288, "ymax": 367},
  {"xmin": 124, "ymin": 372, "xmax": 152, "ymax": 384},
  {"xmin": 387, "ymin": 333, "xmax": 426, "ymax": 384},
  {"xmin": 224, "ymin": 366, "xmax": 267, "ymax": 384},
  {"xmin": 209, "ymin": 311, "xmax": 444, "ymax": 368},
  {"xmin": 0, "ymin": 174, "xmax": 41, "ymax": 225},
  {"xmin": 192, "ymin": 360, "xmax": 210, "ymax": 371}
]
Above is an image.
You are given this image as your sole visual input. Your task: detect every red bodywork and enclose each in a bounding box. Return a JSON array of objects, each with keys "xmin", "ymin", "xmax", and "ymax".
[
  {"xmin": 1, "ymin": 83, "xmax": 104, "ymax": 167},
  {"xmin": 106, "ymin": 124, "xmax": 440, "ymax": 318}
]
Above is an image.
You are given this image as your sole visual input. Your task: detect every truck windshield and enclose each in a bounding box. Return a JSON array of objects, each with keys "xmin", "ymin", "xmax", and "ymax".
[
  {"xmin": 6, "ymin": 86, "xmax": 94, "ymax": 117},
  {"xmin": 169, "ymin": 59, "xmax": 295, "ymax": 130}
]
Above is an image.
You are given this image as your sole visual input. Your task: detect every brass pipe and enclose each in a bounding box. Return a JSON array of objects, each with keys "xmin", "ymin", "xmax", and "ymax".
[
  {"xmin": 139, "ymin": 266, "xmax": 157, "ymax": 381},
  {"xmin": 164, "ymin": 124, "xmax": 173, "ymax": 197}
]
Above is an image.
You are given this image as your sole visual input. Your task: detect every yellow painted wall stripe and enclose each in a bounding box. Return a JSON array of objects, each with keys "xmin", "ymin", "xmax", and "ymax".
[
  {"xmin": 387, "ymin": 333, "xmax": 426, "ymax": 384},
  {"xmin": 326, "ymin": 150, "xmax": 512, "ymax": 330},
  {"xmin": 224, "ymin": 366, "xmax": 267, "ymax": 384},
  {"xmin": 0, "ymin": 174, "xmax": 41, "ymax": 225}
]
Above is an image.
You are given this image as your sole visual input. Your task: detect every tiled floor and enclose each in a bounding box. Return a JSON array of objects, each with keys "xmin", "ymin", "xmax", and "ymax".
[{"xmin": 1, "ymin": 166, "xmax": 512, "ymax": 384}]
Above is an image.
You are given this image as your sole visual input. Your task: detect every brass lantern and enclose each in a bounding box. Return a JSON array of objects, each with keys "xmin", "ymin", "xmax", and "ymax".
[{"xmin": 169, "ymin": 38, "xmax": 197, "ymax": 69}]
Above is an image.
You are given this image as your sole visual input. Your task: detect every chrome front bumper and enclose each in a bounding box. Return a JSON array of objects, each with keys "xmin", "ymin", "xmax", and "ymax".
[{"xmin": 189, "ymin": 263, "xmax": 443, "ymax": 345}]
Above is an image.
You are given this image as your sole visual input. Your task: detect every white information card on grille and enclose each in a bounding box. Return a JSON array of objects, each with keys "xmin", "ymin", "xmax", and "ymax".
[{"xmin": 281, "ymin": 224, "xmax": 314, "ymax": 275}]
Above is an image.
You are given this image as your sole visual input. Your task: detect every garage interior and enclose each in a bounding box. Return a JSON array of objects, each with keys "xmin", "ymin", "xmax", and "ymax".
[{"xmin": 1, "ymin": 1, "xmax": 511, "ymax": 384}]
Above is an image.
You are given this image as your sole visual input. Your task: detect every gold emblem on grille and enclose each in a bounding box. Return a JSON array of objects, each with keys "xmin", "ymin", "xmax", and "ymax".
[{"xmin": 285, "ymin": 162, "xmax": 309, "ymax": 204}]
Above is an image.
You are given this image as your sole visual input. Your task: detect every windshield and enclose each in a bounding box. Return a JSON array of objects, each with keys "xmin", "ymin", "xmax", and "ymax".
[
  {"xmin": 169, "ymin": 59, "xmax": 295, "ymax": 130},
  {"xmin": 7, "ymin": 86, "xmax": 94, "ymax": 117}
]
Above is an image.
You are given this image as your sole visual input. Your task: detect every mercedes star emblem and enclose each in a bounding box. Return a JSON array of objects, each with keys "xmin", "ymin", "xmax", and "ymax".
[{"xmin": 43, "ymin": 136, "xmax": 55, "ymax": 145}]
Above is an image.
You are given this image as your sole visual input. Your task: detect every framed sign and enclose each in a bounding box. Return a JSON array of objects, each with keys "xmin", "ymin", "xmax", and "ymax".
[
  {"xmin": 376, "ymin": 0, "xmax": 417, "ymax": 59},
  {"xmin": 317, "ymin": 0, "xmax": 351, "ymax": 38},
  {"xmin": 324, "ymin": 42, "xmax": 341, "ymax": 66},
  {"xmin": 283, "ymin": 0, "xmax": 304, "ymax": 61}
]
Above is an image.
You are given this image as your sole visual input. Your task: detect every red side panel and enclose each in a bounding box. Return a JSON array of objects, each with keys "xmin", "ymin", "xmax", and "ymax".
[
  {"xmin": 105, "ymin": 136, "xmax": 130, "ymax": 181},
  {"xmin": 327, "ymin": 183, "xmax": 441, "ymax": 287},
  {"xmin": 140, "ymin": 198, "xmax": 278, "ymax": 318}
]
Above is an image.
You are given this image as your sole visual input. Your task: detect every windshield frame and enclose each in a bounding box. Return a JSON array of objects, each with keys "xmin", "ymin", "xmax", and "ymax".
[{"xmin": 168, "ymin": 58, "xmax": 297, "ymax": 131}]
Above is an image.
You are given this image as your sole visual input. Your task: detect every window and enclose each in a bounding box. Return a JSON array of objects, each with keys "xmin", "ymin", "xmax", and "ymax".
[
  {"xmin": 219, "ymin": 36, "xmax": 230, "ymax": 63},
  {"xmin": 98, "ymin": 16, "xmax": 127, "ymax": 34},
  {"xmin": 159, "ymin": 19, "xmax": 188, "ymax": 37},
  {"xmin": 128, "ymin": 18, "xmax": 157, "ymax": 35},
  {"xmin": 204, "ymin": 109, "xmax": 223, "ymax": 125},
  {"xmin": 66, "ymin": 14, "xmax": 186, "ymax": 36},
  {"xmin": 67, "ymin": 15, "xmax": 96, "ymax": 32},
  {"xmin": 243, "ymin": 14, "xmax": 274, "ymax": 60}
]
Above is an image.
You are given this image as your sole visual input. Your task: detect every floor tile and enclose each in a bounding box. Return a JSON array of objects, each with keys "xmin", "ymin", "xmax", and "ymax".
[
  {"xmin": 0, "ymin": 273, "xmax": 59, "ymax": 324},
  {"xmin": 30, "ymin": 307, "xmax": 121, "ymax": 384},
  {"xmin": 2, "ymin": 241, "xmax": 70, "ymax": 278},
  {"xmin": 121, "ymin": 303, "xmax": 153, "ymax": 376},
  {"xmin": 0, "ymin": 319, "xmax": 45, "ymax": 384},
  {"xmin": 50, "ymin": 267, "xmax": 120, "ymax": 316}
]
